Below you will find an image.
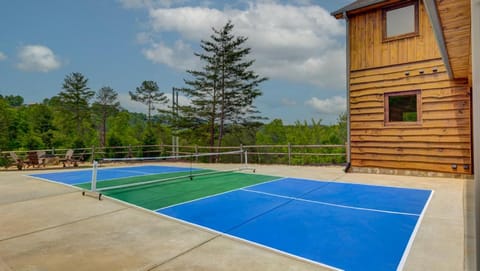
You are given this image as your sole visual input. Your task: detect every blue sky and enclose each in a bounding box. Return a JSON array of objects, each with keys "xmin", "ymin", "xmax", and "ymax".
[{"xmin": 0, "ymin": 0, "xmax": 353, "ymax": 124}]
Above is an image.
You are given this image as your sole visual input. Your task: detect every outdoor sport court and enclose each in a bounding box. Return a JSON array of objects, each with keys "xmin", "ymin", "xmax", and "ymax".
[{"xmin": 30, "ymin": 164, "xmax": 433, "ymax": 271}]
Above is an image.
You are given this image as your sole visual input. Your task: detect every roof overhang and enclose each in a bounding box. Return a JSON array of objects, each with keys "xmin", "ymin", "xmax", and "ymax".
[
  {"xmin": 423, "ymin": 0, "xmax": 454, "ymax": 78},
  {"xmin": 331, "ymin": 0, "xmax": 398, "ymax": 19}
]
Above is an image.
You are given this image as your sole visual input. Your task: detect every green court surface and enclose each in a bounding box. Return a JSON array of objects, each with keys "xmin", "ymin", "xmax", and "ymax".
[{"xmin": 75, "ymin": 171, "xmax": 279, "ymax": 210}]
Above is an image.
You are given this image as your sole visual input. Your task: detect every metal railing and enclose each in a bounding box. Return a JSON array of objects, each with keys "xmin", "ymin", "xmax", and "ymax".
[{"xmin": 1, "ymin": 143, "xmax": 346, "ymax": 168}]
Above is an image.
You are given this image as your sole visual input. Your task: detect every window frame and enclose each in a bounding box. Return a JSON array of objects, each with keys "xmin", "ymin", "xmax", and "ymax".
[
  {"xmin": 384, "ymin": 90, "xmax": 422, "ymax": 126},
  {"xmin": 382, "ymin": 1, "xmax": 419, "ymax": 42}
]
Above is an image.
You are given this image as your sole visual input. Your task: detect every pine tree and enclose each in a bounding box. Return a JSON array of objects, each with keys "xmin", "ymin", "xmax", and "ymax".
[
  {"xmin": 58, "ymin": 72, "xmax": 95, "ymax": 141},
  {"xmin": 178, "ymin": 21, "xmax": 267, "ymax": 149},
  {"xmin": 92, "ymin": 86, "xmax": 120, "ymax": 147},
  {"xmin": 129, "ymin": 80, "xmax": 168, "ymax": 124}
]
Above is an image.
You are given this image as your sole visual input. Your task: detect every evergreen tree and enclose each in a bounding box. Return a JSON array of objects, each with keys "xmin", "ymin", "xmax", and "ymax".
[
  {"xmin": 129, "ymin": 80, "xmax": 168, "ymax": 124},
  {"xmin": 58, "ymin": 72, "xmax": 95, "ymax": 142},
  {"xmin": 92, "ymin": 86, "xmax": 120, "ymax": 147},
  {"xmin": 178, "ymin": 21, "xmax": 267, "ymax": 149}
]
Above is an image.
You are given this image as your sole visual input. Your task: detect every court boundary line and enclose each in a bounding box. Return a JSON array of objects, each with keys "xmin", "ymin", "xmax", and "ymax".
[
  {"xmin": 157, "ymin": 176, "xmax": 433, "ymax": 271},
  {"xmin": 155, "ymin": 176, "xmax": 347, "ymax": 270},
  {"xmin": 153, "ymin": 211, "xmax": 343, "ymax": 271},
  {"xmin": 74, "ymin": 166, "xmax": 261, "ymax": 186},
  {"xmin": 28, "ymin": 169, "xmax": 197, "ymax": 192},
  {"xmin": 76, "ymin": 166, "xmax": 202, "ymax": 185},
  {"xmin": 27, "ymin": 175, "xmax": 87, "ymax": 191},
  {"xmin": 241, "ymin": 188, "xmax": 421, "ymax": 216},
  {"xmin": 280, "ymin": 176, "xmax": 432, "ymax": 193},
  {"xmin": 79, "ymin": 183, "xmax": 340, "ymax": 270},
  {"xmin": 28, "ymin": 169, "xmax": 432, "ymax": 270},
  {"xmin": 76, "ymin": 168, "xmax": 208, "ymax": 188},
  {"xmin": 396, "ymin": 189, "xmax": 435, "ymax": 270},
  {"xmin": 29, "ymin": 165, "xmax": 202, "ymax": 186}
]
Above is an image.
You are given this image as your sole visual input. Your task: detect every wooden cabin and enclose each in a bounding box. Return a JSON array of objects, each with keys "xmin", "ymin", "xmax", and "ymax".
[{"xmin": 332, "ymin": 0, "xmax": 475, "ymax": 176}]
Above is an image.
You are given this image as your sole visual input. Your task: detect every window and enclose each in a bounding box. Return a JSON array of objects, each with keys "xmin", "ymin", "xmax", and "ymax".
[
  {"xmin": 385, "ymin": 91, "xmax": 421, "ymax": 124},
  {"xmin": 383, "ymin": 1, "xmax": 418, "ymax": 41}
]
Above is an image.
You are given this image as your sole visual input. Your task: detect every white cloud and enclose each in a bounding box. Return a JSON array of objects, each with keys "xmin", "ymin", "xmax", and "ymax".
[
  {"xmin": 0, "ymin": 52, "xmax": 6, "ymax": 61},
  {"xmin": 16, "ymin": 45, "xmax": 61, "ymax": 72},
  {"xmin": 136, "ymin": 32, "xmax": 152, "ymax": 44},
  {"xmin": 281, "ymin": 98, "xmax": 297, "ymax": 106},
  {"xmin": 142, "ymin": 40, "xmax": 199, "ymax": 70},
  {"xmin": 118, "ymin": 91, "xmax": 191, "ymax": 114},
  {"xmin": 305, "ymin": 96, "xmax": 346, "ymax": 115},
  {"xmin": 118, "ymin": 93, "xmax": 149, "ymax": 114},
  {"xmin": 149, "ymin": 6, "xmax": 226, "ymax": 40},
  {"xmin": 119, "ymin": 0, "xmax": 174, "ymax": 8},
  {"xmin": 140, "ymin": 2, "xmax": 346, "ymax": 89}
]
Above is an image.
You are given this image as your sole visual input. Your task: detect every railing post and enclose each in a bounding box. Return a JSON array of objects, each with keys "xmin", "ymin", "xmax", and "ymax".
[
  {"xmin": 195, "ymin": 145, "xmax": 198, "ymax": 162},
  {"xmin": 91, "ymin": 145, "xmax": 95, "ymax": 162},
  {"xmin": 240, "ymin": 144, "xmax": 243, "ymax": 164},
  {"xmin": 288, "ymin": 143, "xmax": 291, "ymax": 165},
  {"xmin": 176, "ymin": 137, "xmax": 180, "ymax": 158}
]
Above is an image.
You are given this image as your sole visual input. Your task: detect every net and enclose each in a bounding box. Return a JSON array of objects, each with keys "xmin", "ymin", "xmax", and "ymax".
[
  {"xmin": 100, "ymin": 150, "xmax": 244, "ymax": 163},
  {"xmin": 88, "ymin": 150, "xmax": 253, "ymax": 194}
]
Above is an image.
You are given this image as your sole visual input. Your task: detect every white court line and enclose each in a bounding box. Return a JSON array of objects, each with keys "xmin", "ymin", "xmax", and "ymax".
[
  {"xmin": 154, "ymin": 209, "xmax": 344, "ymax": 271},
  {"xmin": 27, "ymin": 175, "xmax": 86, "ymax": 191},
  {"xmin": 154, "ymin": 177, "xmax": 287, "ymax": 211},
  {"xmin": 109, "ymin": 169, "xmax": 155, "ymax": 174},
  {"xmin": 241, "ymin": 188, "xmax": 421, "ymax": 217},
  {"xmin": 73, "ymin": 168, "xmax": 201, "ymax": 186},
  {"xmin": 396, "ymin": 190, "xmax": 435, "ymax": 271}
]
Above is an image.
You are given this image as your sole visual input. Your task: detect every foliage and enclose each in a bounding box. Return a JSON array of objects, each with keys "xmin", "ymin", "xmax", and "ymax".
[
  {"xmin": 57, "ymin": 72, "xmax": 95, "ymax": 146},
  {"xmin": 0, "ymin": 155, "xmax": 10, "ymax": 168},
  {"xmin": 26, "ymin": 104, "xmax": 55, "ymax": 148},
  {"xmin": 92, "ymin": 86, "xmax": 120, "ymax": 147},
  {"xmin": 0, "ymin": 88, "xmax": 346, "ymax": 165},
  {"xmin": 129, "ymin": 80, "xmax": 168, "ymax": 123},
  {"xmin": 0, "ymin": 95, "xmax": 24, "ymax": 107},
  {"xmin": 255, "ymin": 118, "xmax": 347, "ymax": 165},
  {"xmin": 0, "ymin": 25, "xmax": 346, "ymax": 167},
  {"xmin": 177, "ymin": 21, "xmax": 267, "ymax": 149},
  {"xmin": 0, "ymin": 98, "xmax": 16, "ymax": 150}
]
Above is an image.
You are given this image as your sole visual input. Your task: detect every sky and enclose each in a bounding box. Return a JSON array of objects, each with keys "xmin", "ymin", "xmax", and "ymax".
[{"xmin": 0, "ymin": 0, "xmax": 353, "ymax": 124}]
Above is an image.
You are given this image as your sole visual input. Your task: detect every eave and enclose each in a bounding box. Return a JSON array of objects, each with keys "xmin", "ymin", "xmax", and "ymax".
[{"xmin": 423, "ymin": 0, "xmax": 454, "ymax": 78}]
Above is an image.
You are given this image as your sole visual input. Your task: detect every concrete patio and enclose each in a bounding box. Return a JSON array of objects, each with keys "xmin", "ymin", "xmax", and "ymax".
[{"xmin": 0, "ymin": 164, "xmax": 474, "ymax": 270}]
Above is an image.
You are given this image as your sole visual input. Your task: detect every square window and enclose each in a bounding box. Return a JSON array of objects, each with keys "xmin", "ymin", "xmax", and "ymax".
[
  {"xmin": 385, "ymin": 91, "xmax": 421, "ymax": 124},
  {"xmin": 383, "ymin": 1, "xmax": 418, "ymax": 41}
]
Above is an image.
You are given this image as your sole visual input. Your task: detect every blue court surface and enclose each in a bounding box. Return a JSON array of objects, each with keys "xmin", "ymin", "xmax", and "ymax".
[
  {"xmin": 29, "ymin": 166, "xmax": 432, "ymax": 270},
  {"xmin": 158, "ymin": 178, "xmax": 433, "ymax": 271},
  {"xmin": 30, "ymin": 165, "xmax": 198, "ymax": 185}
]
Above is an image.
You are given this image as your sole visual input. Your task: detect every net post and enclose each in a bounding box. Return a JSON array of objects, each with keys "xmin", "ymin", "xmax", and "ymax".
[{"xmin": 91, "ymin": 160, "xmax": 98, "ymax": 192}]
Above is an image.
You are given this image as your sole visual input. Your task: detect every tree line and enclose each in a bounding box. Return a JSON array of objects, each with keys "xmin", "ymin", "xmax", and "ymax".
[{"xmin": 0, "ymin": 21, "xmax": 346, "ymax": 161}]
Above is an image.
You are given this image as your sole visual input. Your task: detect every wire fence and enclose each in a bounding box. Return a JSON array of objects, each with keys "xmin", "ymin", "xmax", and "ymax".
[{"xmin": 1, "ymin": 143, "xmax": 346, "ymax": 169}]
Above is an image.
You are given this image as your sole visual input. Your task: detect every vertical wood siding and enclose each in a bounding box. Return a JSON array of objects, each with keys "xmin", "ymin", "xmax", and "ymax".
[
  {"xmin": 347, "ymin": 1, "xmax": 472, "ymax": 174},
  {"xmin": 349, "ymin": 1, "xmax": 440, "ymax": 70}
]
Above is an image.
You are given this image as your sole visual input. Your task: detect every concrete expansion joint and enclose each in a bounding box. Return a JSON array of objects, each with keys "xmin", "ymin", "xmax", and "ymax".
[
  {"xmin": 0, "ymin": 207, "xmax": 128, "ymax": 243},
  {"xmin": 0, "ymin": 191, "xmax": 80, "ymax": 208},
  {"xmin": 140, "ymin": 234, "xmax": 222, "ymax": 271}
]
